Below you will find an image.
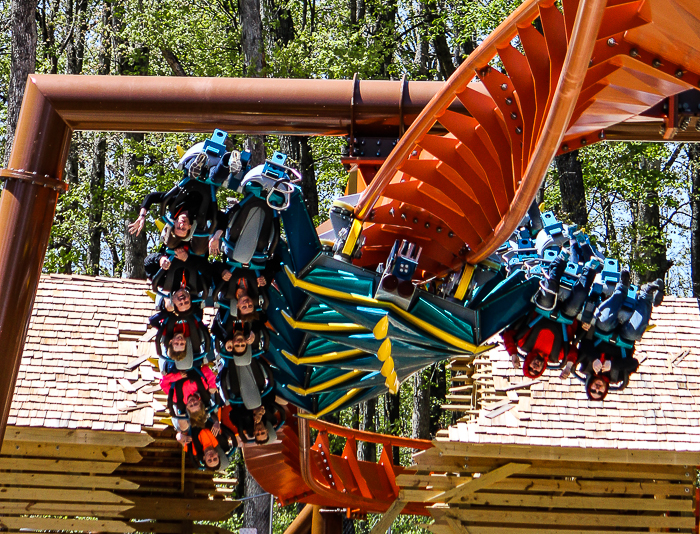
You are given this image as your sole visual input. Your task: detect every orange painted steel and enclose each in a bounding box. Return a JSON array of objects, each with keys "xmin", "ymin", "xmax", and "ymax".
[
  {"xmin": 349, "ymin": 0, "xmax": 700, "ymax": 276},
  {"xmin": 241, "ymin": 406, "xmax": 432, "ymax": 515}
]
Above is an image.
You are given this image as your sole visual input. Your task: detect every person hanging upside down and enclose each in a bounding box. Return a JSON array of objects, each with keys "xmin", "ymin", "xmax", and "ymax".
[
  {"xmin": 594, "ymin": 270, "xmax": 664, "ymax": 342},
  {"xmin": 535, "ymin": 249, "xmax": 601, "ymax": 318},
  {"xmin": 576, "ymin": 338, "xmax": 640, "ymax": 400},
  {"xmin": 501, "ymin": 313, "xmax": 580, "ymax": 379}
]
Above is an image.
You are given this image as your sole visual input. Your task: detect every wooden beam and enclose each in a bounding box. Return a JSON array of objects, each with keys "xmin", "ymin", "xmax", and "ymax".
[
  {"xmin": 397, "ymin": 474, "xmax": 693, "ymax": 496},
  {"xmin": 0, "ymin": 502, "xmax": 132, "ymax": 516},
  {"xmin": 0, "ymin": 517, "xmax": 134, "ymax": 533},
  {"xmin": 429, "ymin": 463, "xmax": 530, "ymax": 503},
  {"xmin": 448, "ymin": 509, "xmax": 696, "ymax": 529},
  {"xmin": 120, "ymin": 496, "xmax": 239, "ymax": 521},
  {"xmin": 1, "ymin": 441, "xmax": 126, "ymax": 462},
  {"xmin": 436, "ymin": 441, "xmax": 700, "ymax": 466},
  {"xmin": 369, "ymin": 498, "xmax": 406, "ymax": 534},
  {"xmin": 0, "ymin": 457, "xmax": 120, "ymax": 473},
  {"xmin": 4, "ymin": 426, "xmax": 154, "ymax": 448},
  {"xmin": 0, "ymin": 472, "xmax": 139, "ymax": 490},
  {"xmin": 0, "ymin": 487, "xmax": 132, "ymax": 504},
  {"xmin": 456, "ymin": 492, "xmax": 693, "ymax": 512}
]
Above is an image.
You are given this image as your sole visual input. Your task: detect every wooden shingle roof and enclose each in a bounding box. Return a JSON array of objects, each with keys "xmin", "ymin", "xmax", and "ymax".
[
  {"xmin": 447, "ymin": 297, "xmax": 700, "ymax": 451},
  {"xmin": 8, "ymin": 274, "xmax": 156, "ymax": 433}
]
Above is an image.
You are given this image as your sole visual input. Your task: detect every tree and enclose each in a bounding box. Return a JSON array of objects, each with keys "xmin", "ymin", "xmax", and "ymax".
[
  {"xmin": 555, "ymin": 150, "xmax": 587, "ymax": 227},
  {"xmin": 5, "ymin": 0, "xmax": 38, "ymax": 165}
]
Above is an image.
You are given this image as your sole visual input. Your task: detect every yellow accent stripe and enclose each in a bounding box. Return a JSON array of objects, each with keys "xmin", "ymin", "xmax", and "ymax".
[
  {"xmin": 454, "ymin": 264, "xmax": 475, "ymax": 301},
  {"xmin": 146, "ymin": 290, "xmax": 157, "ymax": 302},
  {"xmin": 285, "ymin": 266, "xmax": 491, "ymax": 354},
  {"xmin": 288, "ymin": 370, "xmax": 363, "ymax": 396},
  {"xmin": 298, "ymin": 389, "xmax": 362, "ymax": 420},
  {"xmin": 373, "ymin": 315, "xmax": 389, "ymax": 340},
  {"xmin": 176, "ymin": 145, "xmax": 186, "ymax": 158},
  {"xmin": 377, "ymin": 338, "xmax": 391, "ymax": 362},
  {"xmin": 341, "ymin": 219, "xmax": 364, "ymax": 256},
  {"xmin": 282, "ymin": 310, "xmax": 368, "ymax": 333},
  {"xmin": 155, "ymin": 219, "xmax": 165, "ymax": 232},
  {"xmin": 281, "ymin": 349, "xmax": 364, "ymax": 366}
]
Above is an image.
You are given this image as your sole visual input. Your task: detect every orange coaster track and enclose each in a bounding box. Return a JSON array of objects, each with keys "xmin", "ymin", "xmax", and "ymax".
[
  {"xmin": 242, "ymin": 406, "xmax": 432, "ymax": 515},
  {"xmin": 350, "ymin": 0, "xmax": 699, "ymax": 277}
]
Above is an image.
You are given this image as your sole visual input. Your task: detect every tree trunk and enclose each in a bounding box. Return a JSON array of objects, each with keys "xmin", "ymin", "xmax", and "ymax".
[
  {"xmin": 240, "ymin": 0, "xmax": 264, "ymax": 75},
  {"xmin": 280, "ymin": 136, "xmax": 318, "ymax": 217},
  {"xmin": 634, "ymin": 157, "xmax": 667, "ymax": 284},
  {"xmin": 412, "ymin": 368, "xmax": 431, "ymax": 440},
  {"xmin": 385, "ymin": 391, "xmax": 400, "ymax": 464},
  {"xmin": 87, "ymin": 1, "xmax": 113, "ymax": 276},
  {"xmin": 357, "ymin": 399, "xmax": 376, "ymax": 462},
  {"xmin": 424, "ymin": 0, "xmax": 454, "ymax": 80},
  {"xmin": 5, "ymin": 0, "xmax": 38, "ymax": 165},
  {"xmin": 429, "ymin": 362, "xmax": 446, "ymax": 435},
  {"xmin": 689, "ymin": 144, "xmax": 700, "ymax": 297},
  {"xmin": 243, "ymin": 475, "xmax": 270, "ymax": 532},
  {"xmin": 555, "ymin": 150, "xmax": 587, "ymax": 226},
  {"xmin": 367, "ymin": 0, "xmax": 397, "ymax": 78}
]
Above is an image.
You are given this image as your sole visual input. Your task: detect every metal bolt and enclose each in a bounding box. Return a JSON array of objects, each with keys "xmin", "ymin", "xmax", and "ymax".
[
  {"xmin": 437, "ymin": 227, "xmax": 442, "ymax": 233},
  {"xmin": 401, "ymin": 213, "xmax": 407, "ymax": 220},
  {"xmin": 599, "ymin": 130, "xmax": 605, "ymax": 139},
  {"xmin": 413, "ymin": 217, "xmax": 418, "ymax": 224},
  {"xmin": 510, "ymin": 112, "xmax": 517, "ymax": 120},
  {"xmin": 515, "ymin": 127, "xmax": 522, "ymax": 134},
  {"xmin": 501, "ymin": 83, "xmax": 508, "ymax": 91},
  {"xmin": 686, "ymin": 488, "xmax": 690, "ymax": 493},
  {"xmin": 562, "ymin": 144, "xmax": 569, "ymax": 152},
  {"xmin": 685, "ymin": 472, "xmax": 690, "ymax": 477},
  {"xmin": 652, "ymin": 58, "xmax": 662, "ymax": 68},
  {"xmin": 676, "ymin": 69, "xmax": 684, "ymax": 78},
  {"xmin": 448, "ymin": 231, "xmax": 454, "ymax": 238},
  {"xmin": 581, "ymin": 139, "xmax": 587, "ymax": 146},
  {"xmin": 425, "ymin": 222, "xmax": 430, "ymax": 229},
  {"xmin": 505, "ymin": 98, "xmax": 513, "ymax": 105},
  {"xmin": 376, "ymin": 140, "xmax": 381, "ymax": 145},
  {"xmin": 607, "ymin": 37, "xmax": 617, "ymax": 47},
  {"xmin": 376, "ymin": 151, "xmax": 381, "ymax": 156},
  {"xmin": 630, "ymin": 48, "xmax": 639, "ymax": 57}
]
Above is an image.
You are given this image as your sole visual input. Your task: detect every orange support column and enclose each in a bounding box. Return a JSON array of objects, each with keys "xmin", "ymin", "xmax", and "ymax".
[{"xmin": 0, "ymin": 78, "xmax": 71, "ymax": 444}]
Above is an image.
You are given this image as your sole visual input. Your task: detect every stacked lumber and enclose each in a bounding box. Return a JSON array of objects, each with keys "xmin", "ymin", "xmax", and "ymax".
[{"xmin": 398, "ymin": 441, "xmax": 697, "ymax": 534}]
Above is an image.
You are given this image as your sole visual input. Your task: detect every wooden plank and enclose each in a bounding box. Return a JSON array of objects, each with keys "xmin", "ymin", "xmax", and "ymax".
[
  {"xmin": 430, "ymin": 525, "xmax": 665, "ymax": 534},
  {"xmin": 0, "ymin": 472, "xmax": 139, "ymax": 490},
  {"xmin": 369, "ymin": 499, "xmax": 406, "ymax": 534},
  {"xmin": 1, "ymin": 441, "xmax": 126, "ymax": 462},
  {"xmin": 0, "ymin": 487, "xmax": 133, "ymax": 504},
  {"xmin": 448, "ymin": 509, "xmax": 696, "ymax": 529},
  {"xmin": 4, "ymin": 426, "xmax": 154, "ymax": 448},
  {"xmin": 445, "ymin": 517, "xmax": 470, "ymax": 534},
  {"xmin": 0, "ymin": 517, "xmax": 134, "ymax": 533},
  {"xmin": 396, "ymin": 474, "xmax": 693, "ymax": 496},
  {"xmin": 0, "ymin": 457, "xmax": 120, "ymax": 473},
  {"xmin": 430, "ymin": 463, "xmax": 531, "ymax": 503},
  {"xmin": 456, "ymin": 492, "xmax": 693, "ymax": 511},
  {"xmin": 0, "ymin": 502, "xmax": 132, "ymax": 516},
  {"xmin": 436, "ymin": 441, "xmax": 700, "ymax": 466},
  {"xmin": 120, "ymin": 496, "xmax": 239, "ymax": 521},
  {"xmin": 122, "ymin": 447, "xmax": 144, "ymax": 463},
  {"xmin": 125, "ymin": 522, "xmax": 237, "ymax": 534}
]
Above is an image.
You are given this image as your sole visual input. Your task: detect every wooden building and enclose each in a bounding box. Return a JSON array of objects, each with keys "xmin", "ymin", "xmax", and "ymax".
[
  {"xmin": 398, "ymin": 297, "xmax": 700, "ymax": 533},
  {"xmin": 1, "ymin": 274, "xmax": 237, "ymax": 534}
]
